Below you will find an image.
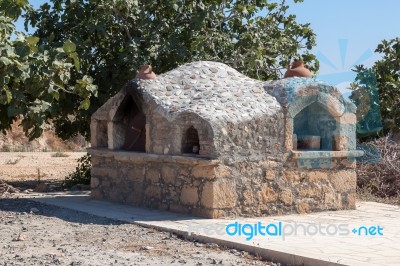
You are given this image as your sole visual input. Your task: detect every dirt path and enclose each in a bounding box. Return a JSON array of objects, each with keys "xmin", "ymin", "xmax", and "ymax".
[{"xmin": 0, "ymin": 196, "xmax": 275, "ymax": 266}]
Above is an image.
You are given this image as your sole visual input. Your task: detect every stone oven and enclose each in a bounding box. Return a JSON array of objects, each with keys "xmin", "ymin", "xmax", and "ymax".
[{"xmin": 90, "ymin": 61, "xmax": 363, "ymax": 218}]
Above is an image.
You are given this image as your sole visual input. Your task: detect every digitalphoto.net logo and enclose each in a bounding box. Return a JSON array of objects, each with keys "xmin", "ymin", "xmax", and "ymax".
[
  {"xmin": 187, "ymin": 221, "xmax": 384, "ymax": 241},
  {"xmin": 316, "ymin": 39, "xmax": 381, "ymax": 120},
  {"xmin": 316, "ymin": 39, "xmax": 374, "ymax": 95},
  {"xmin": 316, "ymin": 39, "xmax": 383, "ymax": 161}
]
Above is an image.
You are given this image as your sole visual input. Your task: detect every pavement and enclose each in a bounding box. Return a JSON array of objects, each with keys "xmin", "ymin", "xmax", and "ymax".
[{"xmin": 23, "ymin": 192, "xmax": 400, "ymax": 266}]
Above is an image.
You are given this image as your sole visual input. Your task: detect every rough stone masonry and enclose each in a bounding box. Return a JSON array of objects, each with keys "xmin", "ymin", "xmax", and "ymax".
[{"xmin": 89, "ymin": 61, "xmax": 363, "ymax": 218}]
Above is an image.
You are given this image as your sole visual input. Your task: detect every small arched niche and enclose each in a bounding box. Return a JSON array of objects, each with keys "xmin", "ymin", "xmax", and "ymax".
[
  {"xmin": 293, "ymin": 102, "xmax": 337, "ymax": 151},
  {"xmin": 111, "ymin": 94, "xmax": 146, "ymax": 152},
  {"xmin": 181, "ymin": 126, "xmax": 200, "ymax": 155}
]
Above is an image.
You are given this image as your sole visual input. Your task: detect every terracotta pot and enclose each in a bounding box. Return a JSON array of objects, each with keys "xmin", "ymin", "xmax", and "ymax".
[
  {"xmin": 136, "ymin": 65, "xmax": 157, "ymax": 79},
  {"xmin": 284, "ymin": 61, "xmax": 312, "ymax": 78}
]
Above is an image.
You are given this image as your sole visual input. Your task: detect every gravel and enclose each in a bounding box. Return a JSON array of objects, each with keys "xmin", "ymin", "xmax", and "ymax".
[
  {"xmin": 0, "ymin": 152, "xmax": 276, "ymax": 265},
  {"xmin": 0, "ymin": 194, "xmax": 277, "ymax": 266}
]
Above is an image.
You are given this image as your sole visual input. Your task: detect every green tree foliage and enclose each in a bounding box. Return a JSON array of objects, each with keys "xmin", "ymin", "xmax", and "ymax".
[
  {"xmin": 2, "ymin": 0, "xmax": 318, "ymax": 139},
  {"xmin": 352, "ymin": 38, "xmax": 400, "ymax": 136},
  {"xmin": 0, "ymin": 0, "xmax": 97, "ymax": 139},
  {"xmin": 349, "ymin": 68, "xmax": 383, "ymax": 140}
]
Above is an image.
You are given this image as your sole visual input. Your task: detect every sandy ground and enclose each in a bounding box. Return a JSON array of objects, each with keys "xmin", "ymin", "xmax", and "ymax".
[
  {"xmin": 0, "ymin": 152, "xmax": 275, "ymax": 265},
  {"xmin": 0, "ymin": 152, "xmax": 86, "ymax": 190}
]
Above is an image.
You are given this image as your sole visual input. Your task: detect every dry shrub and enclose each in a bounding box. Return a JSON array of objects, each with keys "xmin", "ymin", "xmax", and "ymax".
[
  {"xmin": 44, "ymin": 131, "xmax": 86, "ymax": 151},
  {"xmin": 62, "ymin": 153, "xmax": 91, "ymax": 188},
  {"xmin": 357, "ymin": 136, "xmax": 400, "ymax": 200},
  {"xmin": 1, "ymin": 119, "xmax": 87, "ymax": 152}
]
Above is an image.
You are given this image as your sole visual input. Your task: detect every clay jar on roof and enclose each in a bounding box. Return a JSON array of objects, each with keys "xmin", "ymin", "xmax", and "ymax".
[
  {"xmin": 136, "ymin": 65, "xmax": 157, "ymax": 79},
  {"xmin": 284, "ymin": 60, "xmax": 312, "ymax": 78}
]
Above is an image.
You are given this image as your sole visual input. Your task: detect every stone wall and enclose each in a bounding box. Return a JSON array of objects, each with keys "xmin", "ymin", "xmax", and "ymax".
[
  {"xmin": 231, "ymin": 154, "xmax": 359, "ymax": 216},
  {"xmin": 90, "ymin": 149, "xmax": 229, "ymax": 218},
  {"xmin": 146, "ymin": 111, "xmax": 216, "ymax": 157},
  {"xmin": 90, "ymin": 149, "xmax": 360, "ymax": 218}
]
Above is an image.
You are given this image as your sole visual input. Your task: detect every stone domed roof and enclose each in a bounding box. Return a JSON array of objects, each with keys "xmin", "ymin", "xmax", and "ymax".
[
  {"xmin": 264, "ymin": 78, "xmax": 356, "ymax": 117},
  {"xmin": 129, "ymin": 61, "xmax": 281, "ymax": 123}
]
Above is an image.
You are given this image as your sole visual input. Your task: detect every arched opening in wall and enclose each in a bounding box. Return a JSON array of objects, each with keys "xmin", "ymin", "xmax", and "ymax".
[
  {"xmin": 113, "ymin": 95, "xmax": 146, "ymax": 152},
  {"xmin": 181, "ymin": 126, "xmax": 200, "ymax": 155},
  {"xmin": 293, "ymin": 102, "xmax": 336, "ymax": 151}
]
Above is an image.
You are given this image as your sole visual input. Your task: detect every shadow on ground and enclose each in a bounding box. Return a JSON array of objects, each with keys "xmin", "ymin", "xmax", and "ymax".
[{"xmin": 0, "ymin": 197, "xmax": 126, "ymax": 226}]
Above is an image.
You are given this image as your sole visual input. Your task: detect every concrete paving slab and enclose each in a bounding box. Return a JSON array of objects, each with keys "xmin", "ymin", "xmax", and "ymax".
[{"xmin": 24, "ymin": 192, "xmax": 400, "ymax": 266}]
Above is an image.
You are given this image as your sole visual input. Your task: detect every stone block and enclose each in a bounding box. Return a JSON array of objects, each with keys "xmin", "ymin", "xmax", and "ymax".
[
  {"xmin": 340, "ymin": 158, "xmax": 357, "ymax": 168},
  {"xmin": 166, "ymin": 188, "xmax": 178, "ymax": 201},
  {"xmin": 91, "ymin": 167, "xmax": 117, "ymax": 178},
  {"xmin": 128, "ymin": 167, "xmax": 145, "ymax": 182},
  {"xmin": 320, "ymin": 184, "xmax": 333, "ymax": 193},
  {"xmin": 180, "ymin": 186, "xmax": 199, "ymax": 205},
  {"xmin": 331, "ymin": 170, "xmax": 356, "ymax": 192},
  {"xmin": 292, "ymin": 134, "xmax": 297, "ymax": 150},
  {"xmin": 279, "ymin": 189, "xmax": 293, "ymax": 205},
  {"xmin": 146, "ymin": 168, "xmax": 160, "ymax": 183},
  {"xmin": 297, "ymin": 158, "xmax": 334, "ymax": 169},
  {"xmin": 296, "ymin": 200, "xmax": 310, "ymax": 214},
  {"xmin": 108, "ymin": 121, "xmax": 125, "ymax": 150},
  {"xmin": 161, "ymin": 166, "xmax": 176, "ymax": 184},
  {"xmin": 235, "ymin": 162, "xmax": 248, "ymax": 174},
  {"xmin": 242, "ymin": 189, "xmax": 254, "ymax": 205},
  {"xmin": 259, "ymin": 185, "xmax": 277, "ymax": 203},
  {"xmin": 145, "ymin": 123, "xmax": 151, "ymax": 152},
  {"xmin": 318, "ymin": 93, "xmax": 345, "ymax": 117},
  {"xmin": 91, "ymin": 156, "xmax": 103, "ymax": 167},
  {"xmin": 324, "ymin": 192, "xmax": 342, "ymax": 208},
  {"xmin": 299, "ymin": 186, "xmax": 322, "ymax": 198},
  {"xmin": 283, "ymin": 171, "xmax": 301, "ymax": 184},
  {"xmin": 215, "ymin": 165, "xmax": 232, "ymax": 178},
  {"xmin": 265, "ymin": 170, "xmax": 276, "ymax": 180},
  {"xmin": 289, "ymin": 94, "xmax": 318, "ymax": 118},
  {"xmin": 178, "ymin": 166, "xmax": 190, "ymax": 176},
  {"xmin": 333, "ymin": 135, "xmax": 347, "ymax": 151},
  {"xmin": 125, "ymin": 187, "xmax": 143, "ymax": 204},
  {"xmin": 284, "ymin": 118, "xmax": 294, "ymax": 151},
  {"xmin": 153, "ymin": 145, "xmax": 163, "ymax": 154},
  {"xmin": 337, "ymin": 113, "xmax": 356, "ymax": 124},
  {"xmin": 192, "ymin": 165, "xmax": 216, "ymax": 180},
  {"xmin": 260, "ymin": 160, "xmax": 280, "ymax": 169},
  {"xmin": 346, "ymin": 192, "xmax": 356, "ymax": 208},
  {"xmin": 91, "ymin": 177, "xmax": 100, "ymax": 188},
  {"xmin": 145, "ymin": 186, "xmax": 162, "ymax": 199},
  {"xmin": 296, "ymin": 87, "xmax": 319, "ymax": 98},
  {"xmin": 306, "ymin": 171, "xmax": 328, "ymax": 182},
  {"xmin": 90, "ymin": 121, "xmax": 99, "ymax": 148},
  {"xmin": 201, "ymin": 180, "xmax": 237, "ymax": 209}
]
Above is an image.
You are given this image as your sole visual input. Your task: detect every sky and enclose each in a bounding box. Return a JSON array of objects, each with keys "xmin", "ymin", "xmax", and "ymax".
[
  {"xmin": 287, "ymin": 0, "xmax": 400, "ymax": 90},
  {"xmin": 16, "ymin": 0, "xmax": 400, "ymax": 89}
]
